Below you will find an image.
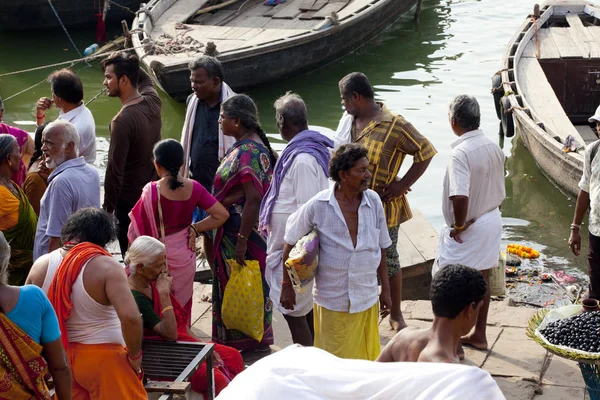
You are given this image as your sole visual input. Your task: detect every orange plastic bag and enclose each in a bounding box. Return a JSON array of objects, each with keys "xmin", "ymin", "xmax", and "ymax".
[{"xmin": 222, "ymin": 259, "xmax": 264, "ymax": 342}]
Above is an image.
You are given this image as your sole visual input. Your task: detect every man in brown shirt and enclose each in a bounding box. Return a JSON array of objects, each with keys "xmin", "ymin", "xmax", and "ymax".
[{"xmin": 101, "ymin": 52, "xmax": 162, "ymax": 255}]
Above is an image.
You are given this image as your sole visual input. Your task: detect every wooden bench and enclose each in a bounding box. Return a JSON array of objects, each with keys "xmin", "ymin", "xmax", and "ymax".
[{"xmin": 143, "ymin": 340, "xmax": 215, "ymax": 400}]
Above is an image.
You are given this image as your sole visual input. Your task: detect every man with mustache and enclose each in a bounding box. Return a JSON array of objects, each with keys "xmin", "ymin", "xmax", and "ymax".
[
  {"xmin": 282, "ymin": 144, "xmax": 392, "ymax": 360},
  {"xmin": 334, "ymin": 72, "xmax": 436, "ymax": 331},
  {"xmin": 33, "ymin": 120, "xmax": 100, "ymax": 260}
]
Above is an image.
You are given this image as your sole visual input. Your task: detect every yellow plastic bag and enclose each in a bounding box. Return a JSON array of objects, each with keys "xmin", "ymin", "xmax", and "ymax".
[{"xmin": 222, "ymin": 259, "xmax": 264, "ymax": 342}]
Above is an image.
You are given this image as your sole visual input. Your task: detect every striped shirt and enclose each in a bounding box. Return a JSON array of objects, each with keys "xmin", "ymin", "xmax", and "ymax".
[{"xmin": 353, "ymin": 103, "xmax": 437, "ymax": 227}]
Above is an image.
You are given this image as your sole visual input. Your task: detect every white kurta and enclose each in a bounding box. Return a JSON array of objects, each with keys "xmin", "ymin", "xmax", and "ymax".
[
  {"xmin": 58, "ymin": 104, "xmax": 97, "ymax": 164},
  {"xmin": 217, "ymin": 345, "xmax": 506, "ymax": 400},
  {"xmin": 265, "ymin": 153, "xmax": 328, "ymax": 317},
  {"xmin": 436, "ymin": 129, "xmax": 505, "ymax": 273}
]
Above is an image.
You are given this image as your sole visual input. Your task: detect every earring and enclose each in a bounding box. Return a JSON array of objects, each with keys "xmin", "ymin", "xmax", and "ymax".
[{"xmin": 235, "ymin": 124, "xmax": 239, "ymax": 127}]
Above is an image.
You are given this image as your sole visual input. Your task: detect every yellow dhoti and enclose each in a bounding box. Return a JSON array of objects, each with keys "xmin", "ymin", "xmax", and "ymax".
[{"xmin": 313, "ymin": 302, "xmax": 380, "ymax": 361}]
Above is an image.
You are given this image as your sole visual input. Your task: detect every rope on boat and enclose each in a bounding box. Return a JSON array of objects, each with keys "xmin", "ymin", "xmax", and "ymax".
[
  {"xmin": 46, "ymin": 0, "xmax": 86, "ymax": 61},
  {"xmin": 505, "ymin": 105, "xmax": 528, "ymax": 114},
  {"xmin": 85, "ymin": 88, "xmax": 108, "ymax": 106},
  {"xmin": 105, "ymin": 0, "xmax": 137, "ymax": 16}
]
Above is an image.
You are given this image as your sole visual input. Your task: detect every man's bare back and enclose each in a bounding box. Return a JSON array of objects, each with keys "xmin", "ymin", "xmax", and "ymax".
[{"xmin": 376, "ymin": 327, "xmax": 432, "ymax": 362}]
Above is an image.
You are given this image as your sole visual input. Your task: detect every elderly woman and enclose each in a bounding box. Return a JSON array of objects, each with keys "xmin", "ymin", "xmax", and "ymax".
[
  {"xmin": 126, "ymin": 236, "xmax": 244, "ymax": 396},
  {"xmin": 0, "ymin": 231, "xmax": 72, "ymax": 399},
  {"xmin": 23, "ymin": 123, "xmax": 50, "ymax": 215},
  {"xmin": 212, "ymin": 94, "xmax": 277, "ymax": 351},
  {"xmin": 0, "ymin": 134, "xmax": 37, "ymax": 285},
  {"xmin": 128, "ymin": 139, "xmax": 229, "ymax": 326},
  {"xmin": 0, "ymin": 99, "xmax": 35, "ymax": 186}
]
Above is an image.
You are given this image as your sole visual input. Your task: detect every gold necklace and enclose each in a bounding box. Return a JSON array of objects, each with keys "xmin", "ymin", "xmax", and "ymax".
[
  {"xmin": 236, "ymin": 132, "xmax": 252, "ymax": 143},
  {"xmin": 122, "ymin": 95, "xmax": 142, "ymax": 107},
  {"xmin": 0, "ymin": 179, "xmax": 19, "ymax": 198}
]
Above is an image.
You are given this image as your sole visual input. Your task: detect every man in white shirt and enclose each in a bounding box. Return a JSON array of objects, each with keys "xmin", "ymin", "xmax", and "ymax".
[
  {"xmin": 281, "ymin": 144, "xmax": 392, "ymax": 361},
  {"xmin": 258, "ymin": 92, "xmax": 332, "ymax": 347},
  {"xmin": 36, "ymin": 68, "xmax": 97, "ymax": 164},
  {"xmin": 435, "ymin": 95, "xmax": 505, "ymax": 356},
  {"xmin": 569, "ymin": 105, "xmax": 600, "ymax": 299}
]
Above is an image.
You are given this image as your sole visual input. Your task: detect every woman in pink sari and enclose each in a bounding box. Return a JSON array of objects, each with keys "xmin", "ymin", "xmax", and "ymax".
[
  {"xmin": 128, "ymin": 139, "xmax": 229, "ymax": 325},
  {"xmin": 0, "ymin": 99, "xmax": 35, "ymax": 186}
]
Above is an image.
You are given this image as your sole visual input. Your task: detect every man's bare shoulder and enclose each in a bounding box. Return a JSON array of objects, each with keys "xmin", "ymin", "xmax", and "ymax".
[
  {"xmin": 26, "ymin": 253, "xmax": 53, "ymax": 286},
  {"xmin": 377, "ymin": 327, "xmax": 430, "ymax": 362},
  {"xmin": 84, "ymin": 255, "xmax": 126, "ymax": 280}
]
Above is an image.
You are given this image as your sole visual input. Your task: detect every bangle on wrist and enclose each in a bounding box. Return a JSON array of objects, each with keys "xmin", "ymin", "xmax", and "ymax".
[
  {"xmin": 127, "ymin": 349, "xmax": 142, "ymax": 360},
  {"xmin": 571, "ymin": 223, "xmax": 581, "ymax": 230},
  {"xmin": 161, "ymin": 306, "xmax": 174, "ymax": 314},
  {"xmin": 237, "ymin": 232, "xmax": 248, "ymax": 241},
  {"xmin": 190, "ymin": 224, "xmax": 199, "ymax": 237},
  {"xmin": 452, "ymin": 222, "xmax": 465, "ymax": 230}
]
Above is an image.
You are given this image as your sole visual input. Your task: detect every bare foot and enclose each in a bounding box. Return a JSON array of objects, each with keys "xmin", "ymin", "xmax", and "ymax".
[
  {"xmin": 460, "ymin": 333, "xmax": 488, "ymax": 350},
  {"xmin": 389, "ymin": 315, "xmax": 408, "ymax": 332},
  {"xmin": 456, "ymin": 343, "xmax": 465, "ymax": 360}
]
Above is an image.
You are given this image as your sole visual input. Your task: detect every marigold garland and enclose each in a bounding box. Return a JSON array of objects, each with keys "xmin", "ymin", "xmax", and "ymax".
[{"xmin": 507, "ymin": 244, "xmax": 540, "ymax": 259}]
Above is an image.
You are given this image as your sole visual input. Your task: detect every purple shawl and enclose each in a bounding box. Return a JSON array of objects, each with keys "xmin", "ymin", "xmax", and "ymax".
[{"xmin": 258, "ymin": 129, "xmax": 333, "ymax": 233}]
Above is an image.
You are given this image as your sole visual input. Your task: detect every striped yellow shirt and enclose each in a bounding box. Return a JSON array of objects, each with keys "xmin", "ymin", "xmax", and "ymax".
[{"xmin": 354, "ymin": 104, "xmax": 436, "ymax": 227}]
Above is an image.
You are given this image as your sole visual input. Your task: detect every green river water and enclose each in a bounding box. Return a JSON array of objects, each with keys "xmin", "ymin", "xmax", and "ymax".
[{"xmin": 0, "ymin": 0, "xmax": 587, "ymax": 285}]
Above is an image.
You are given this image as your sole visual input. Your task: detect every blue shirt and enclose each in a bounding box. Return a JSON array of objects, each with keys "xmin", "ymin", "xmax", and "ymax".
[
  {"xmin": 34, "ymin": 157, "xmax": 101, "ymax": 260},
  {"xmin": 6, "ymin": 285, "xmax": 61, "ymax": 344}
]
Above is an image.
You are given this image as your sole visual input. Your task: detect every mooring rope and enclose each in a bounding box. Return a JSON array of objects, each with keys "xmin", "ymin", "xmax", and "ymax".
[{"xmin": 46, "ymin": 0, "xmax": 86, "ymax": 60}]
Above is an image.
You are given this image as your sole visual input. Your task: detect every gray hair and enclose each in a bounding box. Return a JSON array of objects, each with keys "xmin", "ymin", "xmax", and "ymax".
[
  {"xmin": 0, "ymin": 134, "xmax": 17, "ymax": 165},
  {"xmin": 448, "ymin": 95, "xmax": 481, "ymax": 131},
  {"xmin": 188, "ymin": 56, "xmax": 224, "ymax": 81},
  {"xmin": 44, "ymin": 120, "xmax": 80, "ymax": 156},
  {"xmin": 274, "ymin": 91, "xmax": 308, "ymax": 128},
  {"xmin": 0, "ymin": 232, "xmax": 10, "ymax": 286},
  {"xmin": 124, "ymin": 236, "xmax": 165, "ymax": 274}
]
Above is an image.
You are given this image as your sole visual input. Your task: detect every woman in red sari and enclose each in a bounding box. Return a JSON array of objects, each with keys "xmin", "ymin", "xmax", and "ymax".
[{"xmin": 126, "ymin": 235, "xmax": 244, "ymax": 396}]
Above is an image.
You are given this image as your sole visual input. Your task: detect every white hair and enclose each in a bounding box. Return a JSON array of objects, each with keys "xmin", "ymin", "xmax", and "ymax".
[
  {"xmin": 45, "ymin": 119, "xmax": 80, "ymax": 156},
  {"xmin": 0, "ymin": 232, "xmax": 10, "ymax": 286},
  {"xmin": 125, "ymin": 236, "xmax": 165, "ymax": 274},
  {"xmin": 448, "ymin": 94, "xmax": 481, "ymax": 131}
]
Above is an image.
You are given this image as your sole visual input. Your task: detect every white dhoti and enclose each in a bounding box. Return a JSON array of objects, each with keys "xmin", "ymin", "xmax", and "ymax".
[
  {"xmin": 433, "ymin": 208, "xmax": 502, "ymax": 276},
  {"xmin": 265, "ymin": 213, "xmax": 314, "ymax": 317}
]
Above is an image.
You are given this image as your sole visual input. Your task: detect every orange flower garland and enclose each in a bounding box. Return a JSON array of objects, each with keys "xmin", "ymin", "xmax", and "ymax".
[{"xmin": 507, "ymin": 244, "xmax": 540, "ymax": 259}]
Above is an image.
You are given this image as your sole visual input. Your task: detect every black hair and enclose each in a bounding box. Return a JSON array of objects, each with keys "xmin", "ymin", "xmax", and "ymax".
[
  {"xmin": 61, "ymin": 208, "xmax": 118, "ymax": 248},
  {"xmin": 430, "ymin": 264, "xmax": 487, "ymax": 319},
  {"xmin": 29, "ymin": 123, "xmax": 47, "ymax": 169},
  {"xmin": 101, "ymin": 52, "xmax": 140, "ymax": 88},
  {"xmin": 329, "ymin": 143, "xmax": 369, "ymax": 183},
  {"xmin": 338, "ymin": 72, "xmax": 375, "ymax": 100},
  {"xmin": 0, "ymin": 134, "xmax": 17, "ymax": 167},
  {"xmin": 48, "ymin": 68, "xmax": 84, "ymax": 104},
  {"xmin": 153, "ymin": 139, "xmax": 184, "ymax": 191},
  {"xmin": 221, "ymin": 94, "xmax": 277, "ymax": 166},
  {"xmin": 188, "ymin": 56, "xmax": 224, "ymax": 82}
]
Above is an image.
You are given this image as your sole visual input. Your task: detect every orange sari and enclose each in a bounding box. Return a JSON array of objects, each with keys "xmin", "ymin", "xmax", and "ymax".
[{"xmin": 0, "ymin": 313, "xmax": 51, "ymax": 399}]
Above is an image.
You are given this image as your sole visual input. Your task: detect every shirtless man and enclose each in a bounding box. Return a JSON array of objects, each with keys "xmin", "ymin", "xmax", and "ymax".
[{"xmin": 377, "ymin": 264, "xmax": 487, "ymax": 363}]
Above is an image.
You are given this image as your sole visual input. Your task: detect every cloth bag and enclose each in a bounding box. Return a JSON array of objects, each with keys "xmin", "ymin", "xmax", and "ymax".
[
  {"xmin": 222, "ymin": 259, "xmax": 264, "ymax": 342},
  {"xmin": 285, "ymin": 229, "xmax": 319, "ymax": 294}
]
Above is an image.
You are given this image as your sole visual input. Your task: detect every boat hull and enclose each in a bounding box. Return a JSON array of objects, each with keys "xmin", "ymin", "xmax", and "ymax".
[
  {"xmin": 0, "ymin": 0, "xmax": 143, "ymax": 31},
  {"xmin": 148, "ymin": 0, "xmax": 418, "ymax": 101}
]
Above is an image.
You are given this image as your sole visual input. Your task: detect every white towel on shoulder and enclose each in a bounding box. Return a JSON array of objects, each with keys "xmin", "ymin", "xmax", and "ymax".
[{"xmin": 333, "ymin": 111, "xmax": 354, "ymax": 149}]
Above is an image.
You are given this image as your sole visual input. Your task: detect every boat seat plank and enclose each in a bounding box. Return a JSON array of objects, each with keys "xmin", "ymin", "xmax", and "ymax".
[
  {"xmin": 154, "ymin": 0, "xmax": 210, "ymax": 28},
  {"xmin": 299, "ymin": 11, "xmax": 317, "ymax": 19},
  {"xmin": 550, "ymin": 27, "xmax": 584, "ymax": 58},
  {"xmin": 538, "ymin": 29, "xmax": 561, "ymax": 59},
  {"xmin": 202, "ymin": 10, "xmax": 237, "ymax": 26},
  {"xmin": 312, "ymin": 1, "xmax": 348, "ymax": 18},
  {"xmin": 263, "ymin": 2, "xmax": 289, "ymax": 17},
  {"xmin": 585, "ymin": 26, "xmax": 600, "ymax": 59},
  {"xmin": 517, "ymin": 57, "xmax": 586, "ymax": 145},
  {"xmin": 575, "ymin": 125, "xmax": 598, "ymax": 145},
  {"xmin": 299, "ymin": 0, "xmax": 328, "ymax": 11},
  {"xmin": 565, "ymin": 14, "xmax": 594, "ymax": 58},
  {"xmin": 224, "ymin": 15, "xmax": 272, "ymax": 28},
  {"xmin": 337, "ymin": 0, "xmax": 374, "ymax": 20}
]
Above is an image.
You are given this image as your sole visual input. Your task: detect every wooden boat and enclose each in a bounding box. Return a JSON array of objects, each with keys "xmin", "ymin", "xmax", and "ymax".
[
  {"xmin": 131, "ymin": 0, "xmax": 420, "ymax": 101},
  {"xmin": 0, "ymin": 0, "xmax": 142, "ymax": 31},
  {"xmin": 496, "ymin": 1, "xmax": 600, "ymax": 197}
]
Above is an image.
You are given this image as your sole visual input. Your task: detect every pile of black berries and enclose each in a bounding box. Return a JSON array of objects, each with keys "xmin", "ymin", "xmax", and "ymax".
[{"xmin": 540, "ymin": 311, "xmax": 600, "ymax": 352}]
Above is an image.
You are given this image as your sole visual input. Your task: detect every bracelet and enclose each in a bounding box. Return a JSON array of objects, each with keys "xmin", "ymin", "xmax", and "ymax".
[
  {"xmin": 281, "ymin": 280, "xmax": 292, "ymax": 286},
  {"xmin": 571, "ymin": 223, "xmax": 581, "ymax": 230},
  {"xmin": 452, "ymin": 223, "xmax": 465, "ymax": 230},
  {"xmin": 36, "ymin": 114, "xmax": 45, "ymax": 119},
  {"xmin": 190, "ymin": 224, "xmax": 199, "ymax": 237},
  {"xmin": 161, "ymin": 306, "xmax": 174, "ymax": 314},
  {"xmin": 127, "ymin": 349, "xmax": 143, "ymax": 360},
  {"xmin": 237, "ymin": 233, "xmax": 248, "ymax": 241}
]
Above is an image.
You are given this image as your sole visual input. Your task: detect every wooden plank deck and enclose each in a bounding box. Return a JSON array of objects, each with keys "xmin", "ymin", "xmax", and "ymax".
[
  {"xmin": 517, "ymin": 57, "xmax": 586, "ymax": 145},
  {"xmin": 549, "ymin": 27, "xmax": 584, "ymax": 58}
]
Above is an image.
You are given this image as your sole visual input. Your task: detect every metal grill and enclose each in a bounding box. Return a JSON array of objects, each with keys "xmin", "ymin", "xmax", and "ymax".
[{"xmin": 142, "ymin": 340, "xmax": 214, "ymax": 399}]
